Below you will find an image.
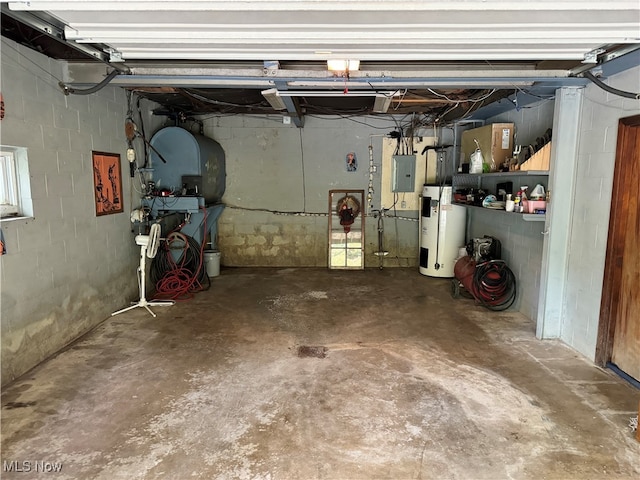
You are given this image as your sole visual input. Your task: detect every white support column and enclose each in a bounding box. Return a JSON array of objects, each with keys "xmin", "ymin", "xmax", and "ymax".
[{"xmin": 536, "ymin": 86, "xmax": 583, "ymax": 339}]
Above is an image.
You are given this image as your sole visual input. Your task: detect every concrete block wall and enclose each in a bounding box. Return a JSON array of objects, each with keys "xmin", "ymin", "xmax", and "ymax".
[
  {"xmin": 202, "ymin": 115, "xmax": 429, "ymax": 267},
  {"xmin": 218, "ymin": 210, "xmax": 328, "ymax": 266},
  {"xmin": 463, "ymin": 99, "xmax": 555, "ymax": 320},
  {"xmin": 0, "ymin": 38, "xmax": 140, "ymax": 385},
  {"xmin": 467, "ymin": 207, "xmax": 546, "ymax": 319},
  {"xmin": 492, "ymin": 97, "xmax": 556, "ymax": 147},
  {"xmin": 561, "ymin": 66, "xmax": 640, "ymax": 360}
]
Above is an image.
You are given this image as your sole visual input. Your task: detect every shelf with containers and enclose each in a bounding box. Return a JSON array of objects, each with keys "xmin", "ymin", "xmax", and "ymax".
[{"xmin": 452, "ymin": 170, "xmax": 549, "ymax": 222}]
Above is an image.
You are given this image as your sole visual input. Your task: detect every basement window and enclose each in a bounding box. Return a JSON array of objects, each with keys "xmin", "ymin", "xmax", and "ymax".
[{"xmin": 0, "ymin": 146, "xmax": 33, "ymax": 220}]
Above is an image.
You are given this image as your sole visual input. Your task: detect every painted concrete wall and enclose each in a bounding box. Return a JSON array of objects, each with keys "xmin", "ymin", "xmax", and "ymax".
[
  {"xmin": 203, "ymin": 115, "xmax": 453, "ymax": 268},
  {"xmin": 561, "ymin": 66, "xmax": 640, "ymax": 360},
  {"xmin": 0, "ymin": 38, "xmax": 141, "ymax": 385},
  {"xmin": 464, "ymin": 99, "xmax": 555, "ymax": 320}
]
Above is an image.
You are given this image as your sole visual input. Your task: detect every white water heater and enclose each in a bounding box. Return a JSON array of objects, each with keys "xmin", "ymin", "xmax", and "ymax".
[{"xmin": 419, "ymin": 185, "xmax": 466, "ymax": 277}]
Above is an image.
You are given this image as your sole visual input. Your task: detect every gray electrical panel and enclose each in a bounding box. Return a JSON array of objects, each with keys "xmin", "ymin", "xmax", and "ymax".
[{"xmin": 392, "ymin": 155, "xmax": 416, "ymax": 192}]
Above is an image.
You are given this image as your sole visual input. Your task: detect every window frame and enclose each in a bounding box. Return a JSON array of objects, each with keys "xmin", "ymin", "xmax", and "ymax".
[
  {"xmin": 1, "ymin": 149, "xmax": 20, "ymax": 216},
  {"xmin": 0, "ymin": 145, "xmax": 33, "ymax": 220}
]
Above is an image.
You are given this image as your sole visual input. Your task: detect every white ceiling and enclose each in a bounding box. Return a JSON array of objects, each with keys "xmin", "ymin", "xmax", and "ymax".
[
  {"xmin": 4, "ymin": 0, "xmax": 639, "ymax": 121},
  {"xmin": 8, "ymin": 0, "xmax": 640, "ymax": 63}
]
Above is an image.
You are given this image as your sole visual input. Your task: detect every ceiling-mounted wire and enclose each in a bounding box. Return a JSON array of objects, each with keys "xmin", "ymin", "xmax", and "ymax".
[
  {"xmin": 391, "ymin": 89, "xmax": 408, "ymax": 111},
  {"xmin": 59, "ymin": 70, "xmax": 119, "ymax": 96},
  {"xmin": 426, "ymin": 88, "xmax": 497, "ymax": 103},
  {"xmin": 583, "ymin": 71, "xmax": 640, "ymax": 100},
  {"xmin": 183, "ymin": 89, "xmax": 266, "ymax": 108}
]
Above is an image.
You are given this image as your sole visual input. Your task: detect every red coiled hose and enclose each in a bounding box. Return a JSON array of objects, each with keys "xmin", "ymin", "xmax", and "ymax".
[{"xmin": 471, "ymin": 260, "xmax": 517, "ymax": 311}]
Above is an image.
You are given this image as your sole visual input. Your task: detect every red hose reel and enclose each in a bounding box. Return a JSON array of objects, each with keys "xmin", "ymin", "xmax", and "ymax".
[{"xmin": 452, "ymin": 256, "xmax": 517, "ymax": 311}]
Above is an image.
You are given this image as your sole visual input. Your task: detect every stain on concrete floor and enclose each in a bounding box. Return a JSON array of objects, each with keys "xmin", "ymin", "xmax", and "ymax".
[
  {"xmin": 1, "ymin": 268, "xmax": 639, "ymax": 479},
  {"xmin": 296, "ymin": 345, "xmax": 327, "ymax": 358}
]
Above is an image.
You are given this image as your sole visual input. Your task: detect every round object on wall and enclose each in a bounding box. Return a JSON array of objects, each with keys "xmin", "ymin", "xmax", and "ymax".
[{"xmin": 336, "ymin": 195, "xmax": 361, "ymax": 232}]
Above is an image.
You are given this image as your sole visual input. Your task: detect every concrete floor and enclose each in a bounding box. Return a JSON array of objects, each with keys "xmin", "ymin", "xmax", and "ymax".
[{"xmin": 2, "ymin": 267, "xmax": 639, "ymax": 479}]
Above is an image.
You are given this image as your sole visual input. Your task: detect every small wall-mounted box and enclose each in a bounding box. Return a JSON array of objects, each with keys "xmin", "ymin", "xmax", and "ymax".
[{"xmin": 392, "ymin": 155, "xmax": 416, "ymax": 192}]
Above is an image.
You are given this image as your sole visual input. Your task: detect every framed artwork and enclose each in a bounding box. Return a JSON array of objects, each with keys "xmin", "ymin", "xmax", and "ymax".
[
  {"xmin": 346, "ymin": 152, "xmax": 357, "ymax": 172},
  {"xmin": 92, "ymin": 151, "xmax": 123, "ymax": 216}
]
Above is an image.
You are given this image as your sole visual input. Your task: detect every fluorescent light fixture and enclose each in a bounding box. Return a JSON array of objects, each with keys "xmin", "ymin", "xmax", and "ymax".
[
  {"xmin": 276, "ymin": 90, "xmax": 399, "ymax": 98},
  {"xmin": 262, "ymin": 89, "xmax": 400, "ymax": 113},
  {"xmin": 261, "ymin": 88, "xmax": 287, "ymax": 110},
  {"xmin": 373, "ymin": 94, "xmax": 393, "ymax": 113},
  {"xmin": 327, "ymin": 59, "xmax": 360, "ymax": 72}
]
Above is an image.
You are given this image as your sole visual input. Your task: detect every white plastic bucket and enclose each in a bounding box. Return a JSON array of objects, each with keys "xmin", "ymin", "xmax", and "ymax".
[{"xmin": 203, "ymin": 250, "xmax": 221, "ymax": 277}]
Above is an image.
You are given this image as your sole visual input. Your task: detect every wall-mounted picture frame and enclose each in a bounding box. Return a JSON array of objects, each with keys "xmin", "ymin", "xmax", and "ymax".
[
  {"xmin": 92, "ymin": 151, "xmax": 123, "ymax": 216},
  {"xmin": 346, "ymin": 152, "xmax": 357, "ymax": 172}
]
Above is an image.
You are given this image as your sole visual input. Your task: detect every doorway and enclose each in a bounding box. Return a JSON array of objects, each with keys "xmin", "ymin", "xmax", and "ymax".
[{"xmin": 596, "ymin": 114, "xmax": 640, "ymax": 381}]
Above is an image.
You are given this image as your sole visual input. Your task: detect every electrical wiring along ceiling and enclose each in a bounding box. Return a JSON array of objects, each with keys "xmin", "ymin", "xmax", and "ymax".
[
  {"xmin": 126, "ymin": 85, "xmax": 513, "ymax": 120},
  {"xmin": 2, "ymin": 1, "xmax": 639, "ymax": 122}
]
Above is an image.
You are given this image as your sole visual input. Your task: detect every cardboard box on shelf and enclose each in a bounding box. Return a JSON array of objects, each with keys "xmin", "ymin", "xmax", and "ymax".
[{"xmin": 461, "ymin": 123, "xmax": 514, "ymax": 173}]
